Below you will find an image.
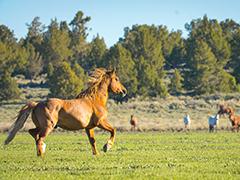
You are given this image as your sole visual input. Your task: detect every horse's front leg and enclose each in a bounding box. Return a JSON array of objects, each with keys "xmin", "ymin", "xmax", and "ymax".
[
  {"xmin": 232, "ymin": 123, "xmax": 238, "ymax": 132},
  {"xmin": 98, "ymin": 119, "xmax": 116, "ymax": 152},
  {"xmin": 85, "ymin": 128, "xmax": 99, "ymax": 155}
]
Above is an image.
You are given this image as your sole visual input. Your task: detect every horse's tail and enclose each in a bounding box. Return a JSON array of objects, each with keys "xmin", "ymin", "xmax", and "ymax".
[{"xmin": 4, "ymin": 101, "xmax": 38, "ymax": 145}]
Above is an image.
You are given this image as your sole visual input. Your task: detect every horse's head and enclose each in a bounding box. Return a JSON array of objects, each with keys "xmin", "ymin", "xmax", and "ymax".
[
  {"xmin": 107, "ymin": 69, "xmax": 127, "ymax": 97},
  {"xmin": 217, "ymin": 104, "xmax": 235, "ymax": 117},
  {"xmin": 217, "ymin": 104, "xmax": 229, "ymax": 116}
]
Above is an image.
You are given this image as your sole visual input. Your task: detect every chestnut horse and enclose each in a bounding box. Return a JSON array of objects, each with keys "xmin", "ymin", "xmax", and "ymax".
[
  {"xmin": 218, "ymin": 105, "xmax": 240, "ymax": 132},
  {"xmin": 4, "ymin": 68, "xmax": 127, "ymax": 157}
]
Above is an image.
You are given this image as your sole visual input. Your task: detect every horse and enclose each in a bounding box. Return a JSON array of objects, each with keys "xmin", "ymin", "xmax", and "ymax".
[
  {"xmin": 208, "ymin": 114, "xmax": 219, "ymax": 132},
  {"xmin": 4, "ymin": 68, "xmax": 127, "ymax": 157},
  {"xmin": 218, "ymin": 105, "xmax": 240, "ymax": 132},
  {"xmin": 130, "ymin": 114, "xmax": 138, "ymax": 131}
]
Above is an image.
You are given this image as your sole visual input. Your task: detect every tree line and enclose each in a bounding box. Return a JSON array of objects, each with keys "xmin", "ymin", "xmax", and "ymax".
[{"xmin": 1, "ymin": 11, "xmax": 240, "ymax": 100}]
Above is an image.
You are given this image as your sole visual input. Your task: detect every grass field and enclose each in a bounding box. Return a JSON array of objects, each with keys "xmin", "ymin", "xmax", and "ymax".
[{"xmin": 1, "ymin": 131, "xmax": 240, "ymax": 179}]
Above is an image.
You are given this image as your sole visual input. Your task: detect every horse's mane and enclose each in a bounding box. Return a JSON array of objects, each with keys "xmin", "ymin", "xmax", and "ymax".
[{"xmin": 76, "ymin": 68, "xmax": 109, "ymax": 99}]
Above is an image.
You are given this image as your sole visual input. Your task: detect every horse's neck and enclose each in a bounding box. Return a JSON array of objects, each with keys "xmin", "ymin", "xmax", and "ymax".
[
  {"xmin": 94, "ymin": 80, "xmax": 109, "ymax": 107},
  {"xmin": 229, "ymin": 113, "xmax": 234, "ymax": 121}
]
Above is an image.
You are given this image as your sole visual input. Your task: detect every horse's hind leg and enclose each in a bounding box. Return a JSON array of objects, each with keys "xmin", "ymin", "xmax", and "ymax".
[
  {"xmin": 29, "ymin": 128, "xmax": 39, "ymax": 141},
  {"xmin": 34, "ymin": 107, "xmax": 57, "ymax": 157},
  {"xmin": 85, "ymin": 128, "xmax": 99, "ymax": 155},
  {"xmin": 98, "ymin": 119, "xmax": 116, "ymax": 152},
  {"xmin": 36, "ymin": 126, "xmax": 53, "ymax": 157}
]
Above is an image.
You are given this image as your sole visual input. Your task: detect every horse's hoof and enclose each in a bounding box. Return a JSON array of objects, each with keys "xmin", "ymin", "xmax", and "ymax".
[
  {"xmin": 37, "ymin": 142, "xmax": 46, "ymax": 157},
  {"xmin": 103, "ymin": 143, "xmax": 110, "ymax": 152},
  {"xmin": 93, "ymin": 151, "xmax": 100, "ymax": 156},
  {"xmin": 42, "ymin": 142, "xmax": 46, "ymax": 153}
]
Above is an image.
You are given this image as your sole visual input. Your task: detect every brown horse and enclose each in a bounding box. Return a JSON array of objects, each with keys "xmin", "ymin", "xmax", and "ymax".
[
  {"xmin": 130, "ymin": 114, "xmax": 138, "ymax": 131},
  {"xmin": 218, "ymin": 105, "xmax": 240, "ymax": 132},
  {"xmin": 4, "ymin": 68, "xmax": 127, "ymax": 157}
]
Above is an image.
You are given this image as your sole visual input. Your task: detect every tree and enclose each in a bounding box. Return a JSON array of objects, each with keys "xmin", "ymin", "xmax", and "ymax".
[
  {"xmin": 220, "ymin": 19, "xmax": 240, "ymax": 42},
  {"xmin": 185, "ymin": 39, "xmax": 218, "ymax": 94},
  {"xmin": 123, "ymin": 25, "xmax": 167, "ymax": 97},
  {"xmin": 25, "ymin": 43, "xmax": 43, "ymax": 80},
  {"xmin": 164, "ymin": 31, "xmax": 186, "ymax": 69},
  {"xmin": 69, "ymin": 11, "xmax": 91, "ymax": 68},
  {"xmin": 0, "ymin": 24, "xmax": 16, "ymax": 44},
  {"xmin": 25, "ymin": 17, "xmax": 45, "ymax": 51},
  {"xmin": 85, "ymin": 34, "xmax": 107, "ymax": 70},
  {"xmin": 105, "ymin": 43, "xmax": 138, "ymax": 97},
  {"xmin": 0, "ymin": 25, "xmax": 28, "ymax": 75},
  {"xmin": 185, "ymin": 15, "xmax": 231, "ymax": 68},
  {"xmin": 71, "ymin": 62, "xmax": 87, "ymax": 87},
  {"xmin": 47, "ymin": 62, "xmax": 84, "ymax": 99},
  {"xmin": 69, "ymin": 11, "xmax": 91, "ymax": 42},
  {"xmin": 185, "ymin": 16, "xmax": 238, "ymax": 94},
  {"xmin": 42, "ymin": 19, "xmax": 72, "ymax": 69},
  {"xmin": 0, "ymin": 71, "xmax": 20, "ymax": 100},
  {"xmin": 169, "ymin": 69, "xmax": 183, "ymax": 95},
  {"xmin": 229, "ymin": 28, "xmax": 240, "ymax": 83},
  {"xmin": 216, "ymin": 70, "xmax": 238, "ymax": 93}
]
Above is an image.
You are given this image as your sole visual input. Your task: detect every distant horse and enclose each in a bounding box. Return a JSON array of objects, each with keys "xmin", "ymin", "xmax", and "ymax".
[
  {"xmin": 4, "ymin": 68, "xmax": 127, "ymax": 157},
  {"xmin": 218, "ymin": 105, "xmax": 240, "ymax": 132},
  {"xmin": 130, "ymin": 114, "xmax": 138, "ymax": 131},
  {"xmin": 208, "ymin": 114, "xmax": 219, "ymax": 132}
]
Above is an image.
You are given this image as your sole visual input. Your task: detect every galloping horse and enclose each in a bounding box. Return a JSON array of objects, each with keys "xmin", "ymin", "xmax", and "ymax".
[
  {"xmin": 218, "ymin": 105, "xmax": 240, "ymax": 132},
  {"xmin": 4, "ymin": 68, "xmax": 127, "ymax": 157}
]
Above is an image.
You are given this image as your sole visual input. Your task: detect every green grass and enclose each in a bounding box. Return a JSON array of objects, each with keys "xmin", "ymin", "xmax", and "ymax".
[{"xmin": 1, "ymin": 131, "xmax": 240, "ymax": 179}]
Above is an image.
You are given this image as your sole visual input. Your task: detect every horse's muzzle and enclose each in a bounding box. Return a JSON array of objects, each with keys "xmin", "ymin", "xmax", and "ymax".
[{"xmin": 121, "ymin": 88, "xmax": 127, "ymax": 97}]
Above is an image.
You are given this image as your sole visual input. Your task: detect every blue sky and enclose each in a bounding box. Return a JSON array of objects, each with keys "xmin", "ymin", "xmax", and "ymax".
[{"xmin": 0, "ymin": 0, "xmax": 240, "ymax": 47}]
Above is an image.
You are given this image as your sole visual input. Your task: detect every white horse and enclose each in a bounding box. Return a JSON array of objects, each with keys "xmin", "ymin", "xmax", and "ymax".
[{"xmin": 208, "ymin": 114, "xmax": 219, "ymax": 132}]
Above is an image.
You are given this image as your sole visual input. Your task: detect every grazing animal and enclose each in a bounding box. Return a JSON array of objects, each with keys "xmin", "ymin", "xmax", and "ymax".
[
  {"xmin": 130, "ymin": 114, "xmax": 138, "ymax": 131},
  {"xmin": 4, "ymin": 68, "xmax": 127, "ymax": 157},
  {"xmin": 218, "ymin": 105, "xmax": 240, "ymax": 132},
  {"xmin": 225, "ymin": 107, "xmax": 240, "ymax": 132},
  {"xmin": 208, "ymin": 114, "xmax": 219, "ymax": 132},
  {"xmin": 183, "ymin": 114, "xmax": 191, "ymax": 130}
]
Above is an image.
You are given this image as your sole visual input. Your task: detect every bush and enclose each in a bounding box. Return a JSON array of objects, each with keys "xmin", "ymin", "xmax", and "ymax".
[{"xmin": 0, "ymin": 72, "xmax": 20, "ymax": 100}]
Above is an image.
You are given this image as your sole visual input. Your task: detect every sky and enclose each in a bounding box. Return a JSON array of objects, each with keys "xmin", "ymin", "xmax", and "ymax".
[{"xmin": 0, "ymin": 0, "xmax": 240, "ymax": 47}]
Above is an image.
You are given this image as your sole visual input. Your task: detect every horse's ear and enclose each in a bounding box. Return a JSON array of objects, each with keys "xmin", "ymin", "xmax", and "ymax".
[{"xmin": 107, "ymin": 68, "xmax": 116, "ymax": 75}]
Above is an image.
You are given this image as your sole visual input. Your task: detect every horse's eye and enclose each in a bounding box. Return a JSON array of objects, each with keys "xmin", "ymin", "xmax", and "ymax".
[{"xmin": 115, "ymin": 78, "xmax": 119, "ymax": 81}]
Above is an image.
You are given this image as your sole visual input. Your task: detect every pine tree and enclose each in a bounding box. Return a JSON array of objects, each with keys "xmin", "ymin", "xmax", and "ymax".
[
  {"xmin": 169, "ymin": 69, "xmax": 183, "ymax": 95},
  {"xmin": 25, "ymin": 43, "xmax": 43, "ymax": 80},
  {"xmin": 0, "ymin": 71, "xmax": 20, "ymax": 100},
  {"xmin": 42, "ymin": 19, "xmax": 72, "ymax": 69},
  {"xmin": 85, "ymin": 34, "xmax": 107, "ymax": 70},
  {"xmin": 185, "ymin": 16, "xmax": 238, "ymax": 94},
  {"xmin": 69, "ymin": 11, "xmax": 91, "ymax": 42},
  {"xmin": 230, "ymin": 29, "xmax": 240, "ymax": 83},
  {"xmin": 105, "ymin": 43, "xmax": 138, "ymax": 97},
  {"xmin": 48, "ymin": 62, "xmax": 84, "ymax": 99},
  {"xmin": 186, "ymin": 15, "xmax": 231, "ymax": 68},
  {"xmin": 69, "ymin": 11, "xmax": 91, "ymax": 69},
  {"xmin": 0, "ymin": 25, "xmax": 28, "ymax": 75},
  {"xmin": 185, "ymin": 39, "xmax": 217, "ymax": 94},
  {"xmin": 123, "ymin": 25, "xmax": 167, "ymax": 97},
  {"xmin": 25, "ymin": 16, "xmax": 45, "ymax": 51}
]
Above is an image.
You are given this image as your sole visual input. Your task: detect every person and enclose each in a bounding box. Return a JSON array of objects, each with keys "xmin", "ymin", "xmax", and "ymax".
[{"xmin": 183, "ymin": 114, "xmax": 191, "ymax": 130}]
